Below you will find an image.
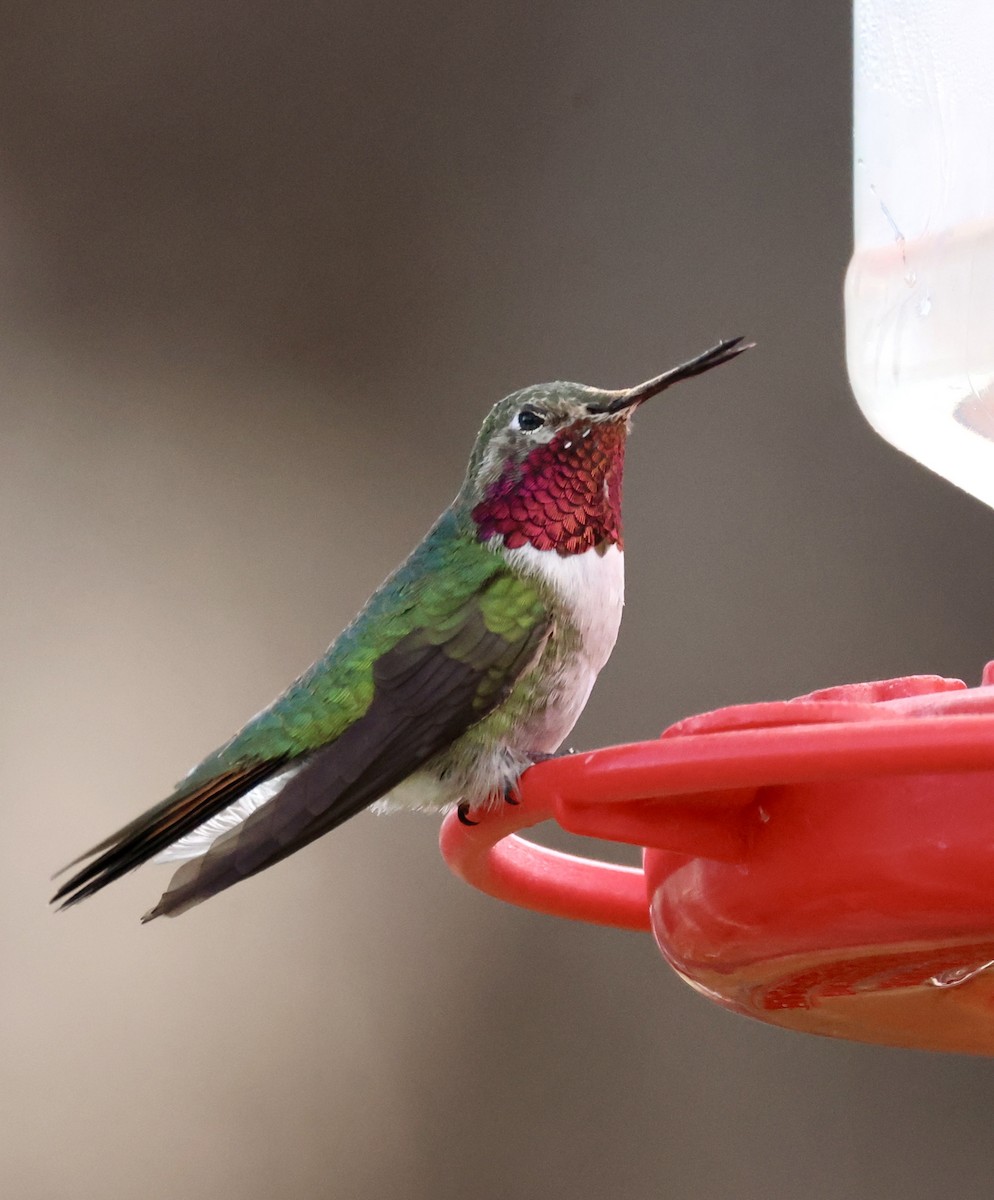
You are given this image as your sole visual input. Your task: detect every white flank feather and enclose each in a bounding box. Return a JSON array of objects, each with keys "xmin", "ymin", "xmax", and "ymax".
[{"xmin": 152, "ymin": 762, "xmax": 303, "ymax": 863}]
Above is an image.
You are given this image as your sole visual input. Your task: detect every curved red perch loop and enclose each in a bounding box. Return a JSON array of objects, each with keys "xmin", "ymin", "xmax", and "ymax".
[
  {"xmin": 438, "ymin": 775, "xmax": 651, "ymax": 931},
  {"xmin": 439, "ymin": 671, "xmax": 994, "ymax": 931}
]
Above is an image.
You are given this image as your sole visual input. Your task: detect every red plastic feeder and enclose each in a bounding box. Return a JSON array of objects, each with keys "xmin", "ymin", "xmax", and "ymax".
[{"xmin": 440, "ymin": 667, "xmax": 994, "ymax": 1054}]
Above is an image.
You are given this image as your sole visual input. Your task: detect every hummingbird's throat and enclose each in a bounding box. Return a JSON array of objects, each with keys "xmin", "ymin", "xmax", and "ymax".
[{"xmin": 472, "ymin": 420, "xmax": 626, "ymax": 555}]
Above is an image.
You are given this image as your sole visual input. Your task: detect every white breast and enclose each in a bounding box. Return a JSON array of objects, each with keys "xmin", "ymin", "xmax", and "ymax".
[
  {"xmin": 502, "ymin": 541, "xmax": 625, "ymax": 752},
  {"xmin": 504, "ymin": 541, "xmax": 625, "ymax": 671}
]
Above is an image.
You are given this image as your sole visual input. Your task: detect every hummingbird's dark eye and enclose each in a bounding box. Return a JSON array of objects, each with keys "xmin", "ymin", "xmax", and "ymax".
[{"xmin": 516, "ymin": 407, "xmax": 544, "ymax": 432}]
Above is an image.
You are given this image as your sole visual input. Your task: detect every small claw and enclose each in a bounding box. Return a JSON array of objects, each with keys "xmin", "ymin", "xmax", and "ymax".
[
  {"xmin": 503, "ymin": 754, "xmax": 558, "ymax": 807},
  {"xmin": 456, "ymin": 802, "xmax": 478, "ymax": 827}
]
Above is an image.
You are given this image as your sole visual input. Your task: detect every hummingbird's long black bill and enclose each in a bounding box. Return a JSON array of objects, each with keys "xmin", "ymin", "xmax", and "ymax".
[{"xmin": 599, "ymin": 336, "xmax": 754, "ymax": 414}]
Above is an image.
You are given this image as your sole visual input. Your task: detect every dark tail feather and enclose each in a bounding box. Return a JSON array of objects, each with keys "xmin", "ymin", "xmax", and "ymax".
[
  {"xmin": 50, "ymin": 757, "xmax": 289, "ymax": 910},
  {"xmin": 141, "ymin": 741, "xmax": 392, "ymax": 921},
  {"xmin": 142, "ymin": 702, "xmax": 451, "ymax": 920}
]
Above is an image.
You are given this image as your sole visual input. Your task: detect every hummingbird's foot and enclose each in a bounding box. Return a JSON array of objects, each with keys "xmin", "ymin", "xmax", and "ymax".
[
  {"xmin": 504, "ymin": 752, "xmax": 561, "ymax": 806},
  {"xmin": 456, "ymin": 802, "xmax": 478, "ymax": 827}
]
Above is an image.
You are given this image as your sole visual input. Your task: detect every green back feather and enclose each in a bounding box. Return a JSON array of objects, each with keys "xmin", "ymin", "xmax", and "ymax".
[{"xmin": 181, "ymin": 512, "xmax": 548, "ymax": 785}]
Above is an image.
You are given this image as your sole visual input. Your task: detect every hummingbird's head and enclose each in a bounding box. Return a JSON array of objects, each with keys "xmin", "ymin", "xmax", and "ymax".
[{"xmin": 462, "ymin": 337, "xmax": 750, "ymax": 556}]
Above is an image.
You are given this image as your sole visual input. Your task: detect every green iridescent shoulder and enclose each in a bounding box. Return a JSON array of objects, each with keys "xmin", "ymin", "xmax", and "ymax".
[{"xmin": 183, "ymin": 512, "xmax": 546, "ymax": 776}]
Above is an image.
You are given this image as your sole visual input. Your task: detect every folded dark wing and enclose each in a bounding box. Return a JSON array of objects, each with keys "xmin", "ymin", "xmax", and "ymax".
[{"xmin": 144, "ymin": 597, "xmax": 551, "ymax": 918}]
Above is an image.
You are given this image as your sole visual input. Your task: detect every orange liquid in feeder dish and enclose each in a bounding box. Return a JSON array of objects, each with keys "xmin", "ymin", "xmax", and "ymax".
[{"xmin": 676, "ymin": 940, "xmax": 994, "ymax": 1055}]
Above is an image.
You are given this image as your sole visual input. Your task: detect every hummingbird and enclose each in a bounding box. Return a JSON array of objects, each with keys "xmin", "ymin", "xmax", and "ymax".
[{"xmin": 52, "ymin": 337, "xmax": 750, "ymax": 921}]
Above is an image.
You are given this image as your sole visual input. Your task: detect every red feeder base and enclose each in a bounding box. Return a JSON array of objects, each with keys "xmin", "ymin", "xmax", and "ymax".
[{"xmin": 439, "ymin": 667, "xmax": 994, "ymax": 1055}]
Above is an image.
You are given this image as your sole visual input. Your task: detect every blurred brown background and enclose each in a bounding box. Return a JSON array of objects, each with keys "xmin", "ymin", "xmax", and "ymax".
[{"xmin": 4, "ymin": 3, "xmax": 994, "ymax": 1198}]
